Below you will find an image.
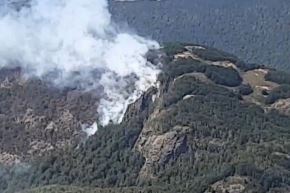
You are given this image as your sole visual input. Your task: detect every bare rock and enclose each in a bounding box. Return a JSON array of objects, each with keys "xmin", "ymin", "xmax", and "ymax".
[
  {"xmin": 135, "ymin": 122, "xmax": 188, "ymax": 179},
  {"xmin": 270, "ymin": 98, "xmax": 290, "ymax": 116},
  {"xmin": 0, "ymin": 152, "xmax": 21, "ymax": 166},
  {"xmin": 205, "ymin": 176, "xmax": 251, "ymax": 193}
]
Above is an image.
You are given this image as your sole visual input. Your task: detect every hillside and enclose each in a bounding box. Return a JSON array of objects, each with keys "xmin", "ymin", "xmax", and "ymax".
[
  {"xmin": 1, "ymin": 44, "xmax": 290, "ymax": 193},
  {"xmin": 0, "ymin": 67, "xmax": 99, "ymax": 165},
  {"xmin": 110, "ymin": 0, "xmax": 290, "ymax": 71}
]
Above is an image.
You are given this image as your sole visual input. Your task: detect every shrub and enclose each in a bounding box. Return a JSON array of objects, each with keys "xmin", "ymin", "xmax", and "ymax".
[
  {"xmin": 162, "ymin": 43, "xmax": 186, "ymax": 57},
  {"xmin": 265, "ymin": 70, "xmax": 290, "ymax": 85},
  {"xmin": 205, "ymin": 65, "xmax": 242, "ymax": 87},
  {"xmin": 191, "ymin": 46, "xmax": 239, "ymax": 63},
  {"xmin": 163, "ymin": 58, "xmax": 207, "ymax": 79},
  {"xmin": 266, "ymin": 84, "xmax": 290, "ymax": 104},
  {"xmin": 238, "ymin": 84, "xmax": 253, "ymax": 95}
]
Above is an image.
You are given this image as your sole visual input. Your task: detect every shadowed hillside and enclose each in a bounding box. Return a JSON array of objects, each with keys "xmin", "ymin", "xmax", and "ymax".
[{"xmin": 110, "ymin": 0, "xmax": 290, "ymax": 71}]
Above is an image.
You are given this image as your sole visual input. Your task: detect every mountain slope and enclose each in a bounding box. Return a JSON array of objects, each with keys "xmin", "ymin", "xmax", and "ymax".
[
  {"xmin": 1, "ymin": 44, "xmax": 290, "ymax": 193},
  {"xmin": 110, "ymin": 0, "xmax": 290, "ymax": 71},
  {"xmin": 0, "ymin": 67, "xmax": 99, "ymax": 165}
]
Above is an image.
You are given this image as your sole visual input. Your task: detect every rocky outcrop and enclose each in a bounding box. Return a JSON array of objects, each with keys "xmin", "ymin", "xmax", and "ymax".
[
  {"xmin": 135, "ymin": 125, "xmax": 188, "ymax": 179},
  {"xmin": 270, "ymin": 98, "xmax": 290, "ymax": 116},
  {"xmin": 205, "ymin": 176, "xmax": 259, "ymax": 193},
  {"xmin": 122, "ymin": 87, "xmax": 158, "ymax": 125},
  {"xmin": 132, "ymin": 79, "xmax": 189, "ymax": 179},
  {"xmin": 0, "ymin": 152, "xmax": 21, "ymax": 166}
]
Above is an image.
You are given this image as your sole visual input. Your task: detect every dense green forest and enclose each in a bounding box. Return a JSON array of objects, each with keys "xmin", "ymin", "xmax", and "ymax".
[{"xmin": 111, "ymin": 0, "xmax": 290, "ymax": 71}]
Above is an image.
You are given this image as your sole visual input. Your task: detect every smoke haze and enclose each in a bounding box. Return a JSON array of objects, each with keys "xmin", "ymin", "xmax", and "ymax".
[{"xmin": 0, "ymin": 0, "xmax": 160, "ymax": 128}]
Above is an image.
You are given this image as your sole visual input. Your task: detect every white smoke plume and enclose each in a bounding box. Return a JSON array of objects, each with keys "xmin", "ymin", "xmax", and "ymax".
[{"xmin": 0, "ymin": 0, "xmax": 160, "ymax": 128}]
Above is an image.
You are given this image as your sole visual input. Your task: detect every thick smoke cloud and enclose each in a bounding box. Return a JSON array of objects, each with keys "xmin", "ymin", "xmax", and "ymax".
[{"xmin": 0, "ymin": 0, "xmax": 160, "ymax": 128}]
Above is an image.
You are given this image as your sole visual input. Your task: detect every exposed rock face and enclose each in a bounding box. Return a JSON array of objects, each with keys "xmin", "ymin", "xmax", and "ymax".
[
  {"xmin": 270, "ymin": 98, "xmax": 290, "ymax": 116},
  {"xmin": 0, "ymin": 152, "xmax": 21, "ymax": 166},
  {"xmin": 136, "ymin": 125, "xmax": 188, "ymax": 179},
  {"xmin": 132, "ymin": 76, "xmax": 190, "ymax": 179},
  {"xmin": 122, "ymin": 86, "xmax": 158, "ymax": 125},
  {"xmin": 205, "ymin": 176, "xmax": 255, "ymax": 193}
]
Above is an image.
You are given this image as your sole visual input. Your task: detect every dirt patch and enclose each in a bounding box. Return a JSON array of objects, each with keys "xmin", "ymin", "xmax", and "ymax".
[
  {"xmin": 211, "ymin": 61, "xmax": 238, "ymax": 70},
  {"xmin": 242, "ymin": 69, "xmax": 279, "ymax": 105},
  {"xmin": 174, "ymin": 51, "xmax": 200, "ymax": 60}
]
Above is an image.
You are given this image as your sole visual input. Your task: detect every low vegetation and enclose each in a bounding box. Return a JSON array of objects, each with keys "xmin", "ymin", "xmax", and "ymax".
[
  {"xmin": 266, "ymin": 84, "xmax": 290, "ymax": 104},
  {"xmin": 265, "ymin": 70, "xmax": 290, "ymax": 85}
]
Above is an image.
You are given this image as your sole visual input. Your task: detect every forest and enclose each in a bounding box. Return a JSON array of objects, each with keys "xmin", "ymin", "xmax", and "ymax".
[
  {"xmin": 110, "ymin": 0, "xmax": 290, "ymax": 71},
  {"xmin": 1, "ymin": 43, "xmax": 290, "ymax": 193}
]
